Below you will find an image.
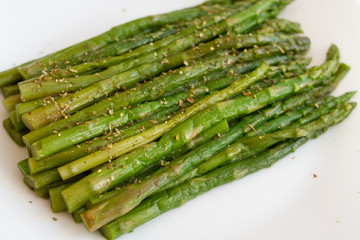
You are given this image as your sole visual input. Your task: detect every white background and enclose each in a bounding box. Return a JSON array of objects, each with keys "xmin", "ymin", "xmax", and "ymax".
[{"xmin": 0, "ymin": 0, "xmax": 359, "ymax": 239}]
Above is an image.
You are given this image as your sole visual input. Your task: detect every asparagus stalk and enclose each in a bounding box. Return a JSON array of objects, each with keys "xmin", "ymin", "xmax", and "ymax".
[
  {"xmin": 50, "ymin": 25, "xmax": 185, "ymax": 79},
  {"xmin": 83, "ymin": 78, "xmax": 342, "ymax": 208},
  {"xmin": 16, "ymin": 4, "xmax": 215, "ymax": 79},
  {"xmin": 63, "ymin": 1, "xmax": 258, "ymax": 70},
  {"xmin": 2, "ymin": 3, "xmax": 221, "ymax": 85},
  {"xmin": 81, "ymin": 128, "xmax": 306, "ymax": 231},
  {"xmin": 2, "ymin": 118, "xmax": 28, "ymax": 146},
  {"xmin": 49, "ymin": 183, "xmax": 74, "ymax": 213},
  {"xmin": 252, "ymin": 18, "xmax": 303, "ymax": 34},
  {"xmin": 59, "ymin": 44, "xmax": 338, "ymax": 182},
  {"xmin": 97, "ymin": 139, "xmax": 307, "ymax": 239},
  {"xmin": 46, "ymin": 3, "xmax": 243, "ymax": 79},
  {"xmin": 24, "ymin": 168, "xmax": 62, "ymax": 190},
  {"xmin": 30, "ymin": 91, "xmax": 194, "ymax": 160},
  {"xmin": 2, "ymin": 84, "xmax": 19, "ymax": 98},
  {"xmin": 19, "ymin": 32, "xmax": 291, "ymax": 101},
  {"xmin": 60, "ymin": 119, "xmax": 230, "ymax": 212},
  {"xmin": 28, "ymin": 60, "xmax": 303, "ymax": 174},
  {"xmin": 57, "ymin": 63, "xmax": 269, "ymax": 181},
  {"xmin": 21, "ymin": 54, "xmax": 296, "ymax": 147},
  {"xmin": 97, "ymin": 100, "xmax": 356, "ymax": 237},
  {"xmin": 31, "ymin": 58, "xmax": 307, "ymax": 160},
  {"xmin": 15, "ymin": 95, "xmax": 64, "ymax": 121},
  {"xmin": 66, "ymin": 3, "xmax": 278, "ymax": 75},
  {"xmin": 58, "ymin": 65, "xmax": 268, "ymax": 212},
  {"xmin": 81, "ymin": 91, "xmax": 350, "ymax": 231},
  {"xmin": 22, "ymin": 176, "xmax": 63, "ymax": 199},
  {"xmin": 206, "ymin": 57, "xmax": 311, "ymax": 92},
  {"xmin": 17, "ymin": 4, "xmax": 240, "ymax": 101},
  {"xmin": 247, "ymin": 91, "xmax": 355, "ymax": 137},
  {"xmin": 47, "ymin": 117, "xmax": 220, "ymax": 213},
  {"xmin": 9, "ymin": 110, "xmax": 25, "ymax": 131},
  {"xmin": 21, "ymin": 0, "xmax": 292, "ymax": 129},
  {"xmin": 23, "ymin": 36, "xmax": 310, "ymax": 146},
  {"xmin": 197, "ymin": 93, "xmax": 355, "ymax": 173},
  {"xmin": 17, "ymin": 159, "xmax": 30, "ymax": 177},
  {"xmin": 0, "ymin": 68, "xmax": 23, "ymax": 88},
  {"xmin": 72, "ymin": 207, "xmax": 88, "ymax": 223},
  {"xmin": 2, "ymin": 94, "xmax": 21, "ymax": 112},
  {"xmin": 72, "ymin": 75, "xmax": 341, "ymax": 210},
  {"xmin": 61, "ymin": 49, "xmax": 338, "ymax": 213},
  {"xmin": 11, "ymin": 95, "xmax": 68, "ymax": 132},
  {"xmin": 27, "ymin": 107, "xmax": 178, "ymax": 174}
]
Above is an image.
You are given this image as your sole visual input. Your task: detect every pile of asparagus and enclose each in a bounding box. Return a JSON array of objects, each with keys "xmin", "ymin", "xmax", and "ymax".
[{"xmin": 0, "ymin": 0, "xmax": 356, "ymax": 239}]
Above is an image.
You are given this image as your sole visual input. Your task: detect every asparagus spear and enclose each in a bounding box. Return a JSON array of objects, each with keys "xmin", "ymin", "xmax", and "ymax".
[
  {"xmin": 47, "ymin": 117, "xmax": 221, "ymax": 213},
  {"xmin": 2, "ymin": 93, "xmax": 21, "ymax": 112},
  {"xmin": 17, "ymin": 4, "xmax": 240, "ymax": 100},
  {"xmin": 64, "ymin": 2, "xmax": 281, "ymax": 75},
  {"xmin": 16, "ymin": 4, "xmax": 216, "ymax": 79},
  {"xmin": 27, "ymin": 106, "xmax": 178, "ymax": 174},
  {"xmin": 45, "ymin": 4, "xmax": 242, "ymax": 79},
  {"xmin": 3, "ymin": 3, "xmax": 228, "ymax": 85},
  {"xmin": 72, "ymin": 207, "xmax": 88, "ymax": 223},
  {"xmin": 83, "ymin": 77, "xmax": 343, "ymax": 208},
  {"xmin": 21, "ymin": 0, "xmax": 292, "ymax": 129},
  {"xmin": 17, "ymin": 159, "xmax": 30, "ymax": 177},
  {"xmin": 24, "ymin": 168, "xmax": 62, "ymax": 190},
  {"xmin": 57, "ymin": 63, "xmax": 269, "ymax": 181},
  {"xmin": 96, "ymin": 100, "xmax": 356, "ymax": 237},
  {"xmin": 21, "ymin": 54, "xmax": 297, "ymax": 147},
  {"xmin": 15, "ymin": 95, "xmax": 63, "ymax": 120},
  {"xmin": 60, "ymin": 47, "xmax": 339, "ymax": 212},
  {"xmin": 81, "ymin": 92, "xmax": 350, "ymax": 231},
  {"xmin": 252, "ymin": 18, "xmax": 303, "ymax": 34},
  {"xmin": 27, "ymin": 61, "xmax": 303, "ymax": 174},
  {"xmin": 2, "ymin": 118, "xmax": 28, "ymax": 146},
  {"xmin": 197, "ymin": 92, "xmax": 355, "ymax": 173},
  {"xmin": 205, "ymin": 57, "xmax": 311, "ymax": 92},
  {"xmin": 22, "ymin": 35, "xmax": 309, "ymax": 139},
  {"xmin": 247, "ymin": 92, "xmax": 355, "ymax": 137},
  {"xmin": 30, "ymin": 91, "xmax": 194, "ymax": 160},
  {"xmin": 59, "ymin": 43, "xmax": 338, "ymax": 181},
  {"xmin": 0, "ymin": 68, "xmax": 24, "ymax": 88},
  {"xmin": 50, "ymin": 25, "xmax": 185, "ymax": 79},
  {"xmin": 9, "ymin": 110, "xmax": 25, "ymax": 131},
  {"xmin": 63, "ymin": 1, "xmax": 259, "ymax": 70},
  {"xmin": 82, "ymin": 128, "xmax": 305, "ymax": 231},
  {"xmin": 2, "ymin": 84, "xmax": 19, "ymax": 98},
  {"xmin": 58, "ymin": 64, "xmax": 268, "ymax": 212},
  {"xmin": 60, "ymin": 119, "xmax": 230, "ymax": 212},
  {"xmin": 63, "ymin": 75, "xmax": 337, "ymax": 211},
  {"xmin": 19, "ymin": 31, "xmax": 292, "ymax": 101},
  {"xmin": 30, "ymin": 58, "xmax": 307, "ymax": 160},
  {"xmin": 49, "ymin": 183, "xmax": 74, "ymax": 213},
  {"xmin": 96, "ymin": 139, "xmax": 307, "ymax": 238}
]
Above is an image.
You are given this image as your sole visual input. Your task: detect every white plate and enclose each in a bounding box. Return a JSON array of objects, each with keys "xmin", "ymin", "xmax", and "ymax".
[{"xmin": 0, "ymin": 0, "xmax": 359, "ymax": 239}]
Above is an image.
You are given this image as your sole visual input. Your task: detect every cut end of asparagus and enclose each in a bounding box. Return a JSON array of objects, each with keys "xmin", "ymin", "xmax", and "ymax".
[
  {"xmin": 17, "ymin": 159, "xmax": 30, "ymax": 177},
  {"xmin": 30, "ymin": 141, "xmax": 44, "ymax": 160},
  {"xmin": 0, "ymin": 68, "xmax": 23, "ymax": 88},
  {"xmin": 2, "ymin": 118, "xmax": 27, "ymax": 147},
  {"xmin": 21, "ymin": 112, "xmax": 36, "ymax": 131},
  {"xmin": 100, "ymin": 225, "xmax": 117, "ymax": 240}
]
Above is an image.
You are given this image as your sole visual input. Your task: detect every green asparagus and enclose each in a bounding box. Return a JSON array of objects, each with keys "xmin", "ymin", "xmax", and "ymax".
[
  {"xmin": 16, "ymin": 4, "xmax": 216, "ymax": 79},
  {"xmin": 81, "ymin": 91, "xmax": 351, "ymax": 231},
  {"xmin": 57, "ymin": 63, "xmax": 269, "ymax": 182},
  {"xmin": 21, "ymin": 0, "xmax": 293, "ymax": 129},
  {"xmin": 60, "ymin": 119, "xmax": 229, "ymax": 213},
  {"xmin": 59, "ymin": 43, "xmax": 337, "ymax": 182}
]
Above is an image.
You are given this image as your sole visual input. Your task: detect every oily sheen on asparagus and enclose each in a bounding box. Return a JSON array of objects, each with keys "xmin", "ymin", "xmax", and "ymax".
[{"xmin": 0, "ymin": 0, "xmax": 357, "ymax": 239}]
